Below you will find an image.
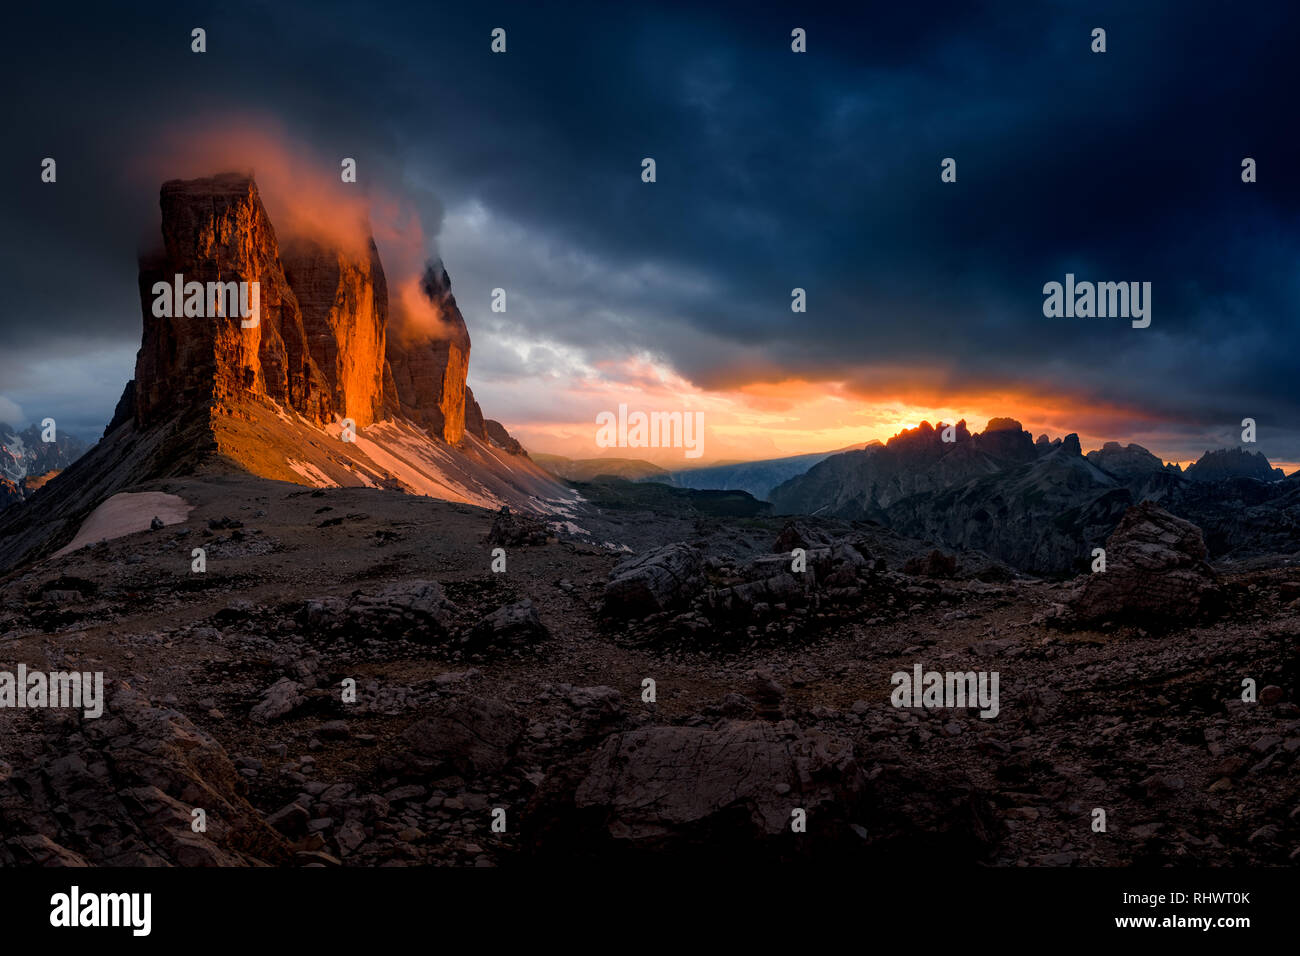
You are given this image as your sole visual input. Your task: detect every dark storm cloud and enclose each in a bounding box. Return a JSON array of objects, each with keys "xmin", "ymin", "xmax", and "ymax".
[{"xmin": 1, "ymin": 1, "xmax": 1296, "ymax": 459}]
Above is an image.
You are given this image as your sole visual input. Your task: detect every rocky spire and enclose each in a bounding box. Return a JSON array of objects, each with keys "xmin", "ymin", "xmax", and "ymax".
[
  {"xmin": 128, "ymin": 174, "xmax": 518, "ymax": 450},
  {"xmin": 383, "ymin": 260, "xmax": 473, "ymax": 443},
  {"xmin": 134, "ymin": 173, "xmax": 331, "ymax": 427}
]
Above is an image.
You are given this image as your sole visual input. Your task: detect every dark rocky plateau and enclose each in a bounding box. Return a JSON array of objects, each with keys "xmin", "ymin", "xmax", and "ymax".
[{"xmin": 1, "ymin": 477, "xmax": 1297, "ymax": 867}]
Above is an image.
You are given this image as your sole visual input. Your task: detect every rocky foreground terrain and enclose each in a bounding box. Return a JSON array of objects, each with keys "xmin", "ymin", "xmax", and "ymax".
[{"xmin": 1, "ymin": 475, "xmax": 1297, "ymax": 867}]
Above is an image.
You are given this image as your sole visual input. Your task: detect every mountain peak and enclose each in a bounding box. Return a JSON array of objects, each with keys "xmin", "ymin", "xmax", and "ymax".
[
  {"xmin": 983, "ymin": 417, "xmax": 1024, "ymax": 434},
  {"xmin": 1085, "ymin": 441, "xmax": 1167, "ymax": 477},
  {"xmin": 132, "ymin": 173, "xmax": 499, "ymax": 448},
  {"xmin": 1185, "ymin": 447, "xmax": 1283, "ymax": 482}
]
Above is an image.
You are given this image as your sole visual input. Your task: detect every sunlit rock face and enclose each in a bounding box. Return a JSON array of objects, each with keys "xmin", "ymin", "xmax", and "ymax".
[
  {"xmin": 281, "ymin": 235, "xmax": 389, "ymax": 428},
  {"xmin": 130, "ymin": 174, "xmax": 513, "ymax": 452},
  {"xmin": 135, "ymin": 173, "xmax": 331, "ymax": 427}
]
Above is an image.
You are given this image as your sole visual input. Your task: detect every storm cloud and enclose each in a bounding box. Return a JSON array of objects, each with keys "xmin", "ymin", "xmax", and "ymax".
[{"xmin": 2, "ymin": 0, "xmax": 1296, "ymax": 463}]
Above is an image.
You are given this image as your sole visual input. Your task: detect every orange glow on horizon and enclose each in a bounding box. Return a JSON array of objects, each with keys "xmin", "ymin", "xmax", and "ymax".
[
  {"xmin": 490, "ymin": 361, "xmax": 1296, "ymax": 475},
  {"xmin": 503, "ymin": 373, "xmax": 1176, "ymax": 467}
]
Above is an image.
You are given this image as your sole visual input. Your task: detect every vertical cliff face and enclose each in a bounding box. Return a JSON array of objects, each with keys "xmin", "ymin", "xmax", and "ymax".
[
  {"xmin": 281, "ymin": 236, "xmax": 389, "ymax": 428},
  {"xmin": 135, "ymin": 173, "xmax": 332, "ymax": 427},
  {"xmin": 129, "ymin": 173, "xmax": 522, "ymax": 453},
  {"xmin": 464, "ymin": 386, "xmax": 489, "ymax": 441},
  {"xmin": 384, "ymin": 262, "xmax": 473, "ymax": 444}
]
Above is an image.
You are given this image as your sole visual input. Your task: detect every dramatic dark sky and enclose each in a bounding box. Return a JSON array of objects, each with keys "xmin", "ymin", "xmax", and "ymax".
[{"xmin": 2, "ymin": 0, "xmax": 1297, "ymax": 466}]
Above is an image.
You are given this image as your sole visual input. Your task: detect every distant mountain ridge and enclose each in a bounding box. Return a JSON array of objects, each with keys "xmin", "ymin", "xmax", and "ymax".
[
  {"xmin": 649, "ymin": 445, "xmax": 868, "ymax": 501},
  {"xmin": 534, "ymin": 454, "xmax": 671, "ymax": 482},
  {"xmin": 0, "ymin": 421, "xmax": 89, "ymax": 483},
  {"xmin": 535, "ymin": 444, "xmax": 871, "ymax": 502},
  {"xmin": 770, "ymin": 418, "xmax": 1297, "ymax": 573},
  {"xmin": 769, "ymin": 419, "xmax": 1048, "ymax": 519},
  {"xmin": 0, "ymin": 422, "xmax": 89, "ymax": 515}
]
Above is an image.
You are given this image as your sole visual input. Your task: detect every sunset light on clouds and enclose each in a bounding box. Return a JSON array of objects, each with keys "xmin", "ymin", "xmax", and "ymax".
[{"xmin": 3, "ymin": 3, "xmax": 1297, "ymax": 479}]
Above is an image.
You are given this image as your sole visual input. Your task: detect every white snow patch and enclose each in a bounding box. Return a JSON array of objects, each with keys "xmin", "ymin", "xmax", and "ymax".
[
  {"xmin": 268, "ymin": 400, "xmax": 296, "ymax": 427},
  {"xmin": 535, "ymin": 493, "xmax": 586, "ymax": 517},
  {"xmin": 1, "ymin": 434, "xmax": 27, "ymax": 481},
  {"xmin": 348, "ymin": 431, "xmax": 496, "ymax": 507},
  {"xmin": 285, "ymin": 458, "xmax": 337, "ymax": 488},
  {"xmin": 53, "ymin": 492, "xmax": 192, "ymax": 558}
]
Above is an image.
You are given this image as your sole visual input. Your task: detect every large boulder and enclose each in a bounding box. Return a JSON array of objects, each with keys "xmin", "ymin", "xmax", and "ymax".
[
  {"xmin": 1066, "ymin": 501, "xmax": 1222, "ymax": 625},
  {"xmin": 0, "ymin": 683, "xmax": 291, "ymax": 866},
  {"xmin": 903, "ymin": 549, "xmax": 958, "ymax": 578},
  {"xmin": 560, "ymin": 686, "xmax": 627, "ymax": 741},
  {"xmin": 487, "ymin": 506, "xmax": 549, "ymax": 547},
  {"xmin": 706, "ymin": 569, "xmax": 817, "ymax": 621},
  {"xmin": 569, "ymin": 722, "xmax": 863, "ymax": 852},
  {"xmin": 304, "ymin": 580, "xmax": 458, "ymax": 643},
  {"xmin": 465, "ymin": 599, "xmax": 549, "ymax": 649},
  {"xmin": 523, "ymin": 719, "xmax": 1001, "ymax": 862},
  {"xmin": 773, "ymin": 519, "xmax": 835, "ymax": 553},
  {"xmin": 602, "ymin": 542, "xmax": 704, "ymax": 618},
  {"xmin": 701, "ymin": 543, "xmax": 872, "ymax": 626},
  {"xmin": 392, "ymin": 695, "xmax": 522, "ymax": 776},
  {"xmin": 250, "ymin": 677, "xmax": 307, "ymax": 723}
]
